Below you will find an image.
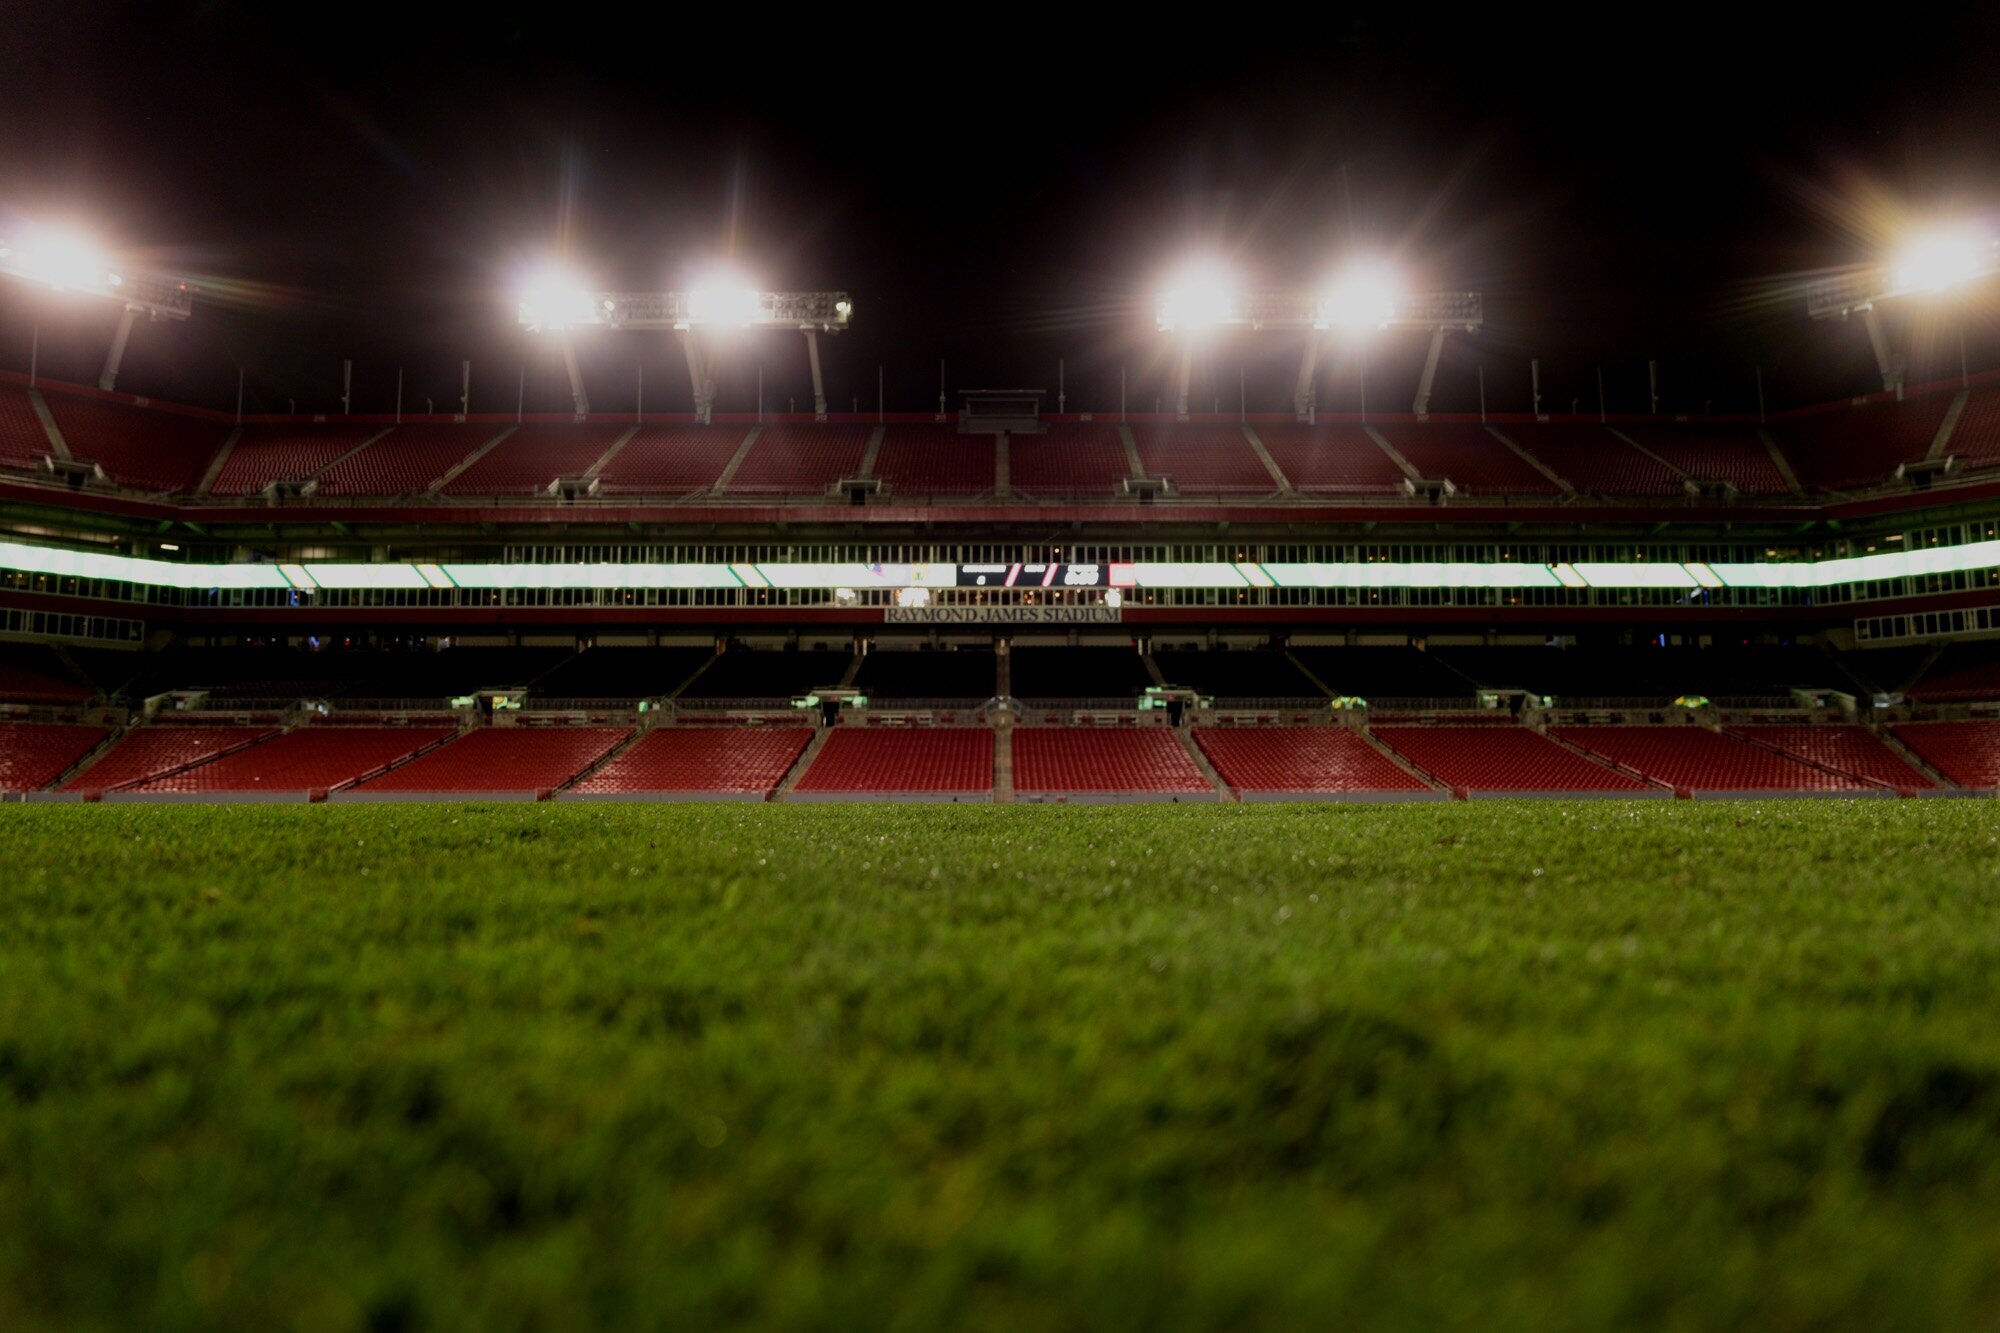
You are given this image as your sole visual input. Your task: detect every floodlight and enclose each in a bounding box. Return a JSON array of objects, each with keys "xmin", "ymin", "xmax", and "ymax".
[
  {"xmin": 516, "ymin": 264, "xmax": 599, "ymax": 331},
  {"xmin": 687, "ymin": 272, "xmax": 763, "ymax": 327},
  {"xmin": 1317, "ymin": 262, "xmax": 1401, "ymax": 329},
  {"xmin": 8, "ymin": 227, "xmax": 115, "ymax": 294},
  {"xmin": 1892, "ymin": 226, "xmax": 1995, "ymax": 294},
  {"xmin": 1156, "ymin": 262, "xmax": 1238, "ymax": 332}
]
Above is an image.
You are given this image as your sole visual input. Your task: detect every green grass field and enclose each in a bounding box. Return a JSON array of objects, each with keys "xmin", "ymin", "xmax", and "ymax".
[{"xmin": 3, "ymin": 801, "xmax": 2000, "ymax": 1330}]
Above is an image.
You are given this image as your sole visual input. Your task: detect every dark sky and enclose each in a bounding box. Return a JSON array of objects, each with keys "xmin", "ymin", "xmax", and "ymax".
[{"xmin": 3, "ymin": 6, "xmax": 1999, "ymax": 419}]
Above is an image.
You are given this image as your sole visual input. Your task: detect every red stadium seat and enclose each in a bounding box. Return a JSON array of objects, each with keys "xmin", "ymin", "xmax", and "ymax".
[
  {"xmin": 43, "ymin": 392, "xmax": 228, "ymax": 492},
  {"xmin": 1890, "ymin": 721, "xmax": 2000, "ymax": 789},
  {"xmin": 793, "ymin": 728, "xmax": 993, "ymax": 793},
  {"xmin": 871, "ymin": 425, "xmax": 995, "ymax": 495},
  {"xmin": 1251, "ymin": 424, "xmax": 1407, "ymax": 492},
  {"xmin": 1725, "ymin": 725, "xmax": 1932, "ymax": 789},
  {"xmin": 1772, "ymin": 396, "xmax": 1950, "ymax": 491},
  {"xmin": 133, "ymin": 726, "xmax": 454, "ymax": 792},
  {"xmin": 726, "ymin": 424, "xmax": 870, "ymax": 493},
  {"xmin": 1617, "ymin": 424, "xmax": 1791, "ymax": 493},
  {"xmin": 441, "ymin": 423, "xmax": 625, "ymax": 495},
  {"xmin": 1013, "ymin": 728, "xmax": 1209, "ymax": 794},
  {"xmin": 1008, "ymin": 423, "xmax": 1131, "ymax": 494},
  {"xmin": 593, "ymin": 425, "xmax": 749, "ymax": 492},
  {"xmin": 62, "ymin": 726, "xmax": 279, "ymax": 792},
  {"xmin": 1505, "ymin": 424, "xmax": 1684, "ymax": 495},
  {"xmin": 209, "ymin": 422, "xmax": 381, "ymax": 494},
  {"xmin": 0, "ymin": 722, "xmax": 111, "ymax": 791},
  {"xmin": 1133, "ymin": 425, "xmax": 1275, "ymax": 492},
  {"xmin": 1373, "ymin": 423, "xmax": 1562, "ymax": 494},
  {"xmin": 1550, "ymin": 726, "xmax": 1866, "ymax": 791},
  {"xmin": 1375, "ymin": 725, "xmax": 1651, "ymax": 791},
  {"xmin": 316, "ymin": 424, "xmax": 499, "ymax": 495},
  {"xmin": 1195, "ymin": 727, "xmax": 1430, "ymax": 792},
  {"xmin": 573, "ymin": 727, "xmax": 811, "ymax": 795},
  {"xmin": 0, "ymin": 383, "xmax": 52, "ymax": 470},
  {"xmin": 348, "ymin": 727, "xmax": 629, "ymax": 792}
]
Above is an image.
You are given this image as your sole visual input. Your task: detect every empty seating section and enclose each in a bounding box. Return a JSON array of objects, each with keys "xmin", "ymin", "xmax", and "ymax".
[
  {"xmin": 1009, "ymin": 424, "xmax": 1131, "ymax": 493},
  {"xmin": 1253, "ymin": 424, "xmax": 1406, "ymax": 491},
  {"xmin": 134, "ymin": 727, "xmax": 453, "ymax": 792},
  {"xmin": 1907, "ymin": 643, "xmax": 2000, "ymax": 702},
  {"xmin": 441, "ymin": 423, "xmax": 624, "ymax": 494},
  {"xmin": 1950, "ymin": 384, "xmax": 2000, "ymax": 468},
  {"xmin": 1376, "ymin": 726, "xmax": 1649, "ymax": 791},
  {"xmin": 1134, "ymin": 426, "xmax": 1274, "ymax": 492},
  {"xmin": 352, "ymin": 727, "xmax": 627, "ymax": 792},
  {"xmin": 680, "ymin": 651, "xmax": 853, "ymax": 700},
  {"xmin": 725, "ymin": 425, "xmax": 869, "ymax": 492},
  {"xmin": 794, "ymin": 728, "xmax": 993, "ymax": 793},
  {"xmin": 1374, "ymin": 423, "xmax": 1561, "ymax": 493},
  {"xmin": 1775, "ymin": 397, "xmax": 1949, "ymax": 491},
  {"xmin": 593, "ymin": 425, "xmax": 748, "ymax": 492},
  {"xmin": 0, "ymin": 383, "xmax": 49, "ymax": 469},
  {"xmin": 1015, "ymin": 728, "xmax": 1209, "ymax": 793},
  {"xmin": 1892, "ymin": 721, "xmax": 2000, "ymax": 789},
  {"xmin": 44, "ymin": 394, "xmax": 225, "ymax": 491},
  {"xmin": 1507, "ymin": 424, "xmax": 1683, "ymax": 495},
  {"xmin": 209, "ymin": 423, "xmax": 380, "ymax": 494},
  {"xmin": 1435, "ymin": 645, "xmax": 1837, "ymax": 700},
  {"xmin": 133, "ymin": 646, "xmax": 573, "ymax": 701},
  {"xmin": 1618, "ymin": 425, "xmax": 1790, "ymax": 493},
  {"xmin": 63, "ymin": 725, "xmax": 277, "ymax": 791},
  {"xmin": 870, "ymin": 426, "xmax": 994, "ymax": 494},
  {"xmin": 535, "ymin": 648, "xmax": 715, "ymax": 699},
  {"xmin": 854, "ymin": 650, "xmax": 995, "ymax": 699},
  {"xmin": 1194, "ymin": 727, "xmax": 1428, "ymax": 792},
  {"xmin": 0, "ymin": 646, "xmax": 93, "ymax": 703},
  {"xmin": 1551, "ymin": 726, "xmax": 1865, "ymax": 790},
  {"xmin": 573, "ymin": 727, "xmax": 811, "ymax": 794},
  {"xmin": 1289, "ymin": 647, "xmax": 1471, "ymax": 700},
  {"xmin": 316, "ymin": 424, "xmax": 493, "ymax": 495},
  {"xmin": 1151, "ymin": 651, "xmax": 1319, "ymax": 699},
  {"xmin": 0, "ymin": 722, "xmax": 111, "ymax": 790},
  {"xmin": 1009, "ymin": 647, "xmax": 1151, "ymax": 700},
  {"xmin": 1726, "ymin": 725, "xmax": 1931, "ymax": 789}
]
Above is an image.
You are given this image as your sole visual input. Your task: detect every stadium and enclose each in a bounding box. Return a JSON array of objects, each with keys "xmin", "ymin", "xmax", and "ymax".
[{"xmin": 6, "ymin": 12, "xmax": 2000, "ymax": 1330}]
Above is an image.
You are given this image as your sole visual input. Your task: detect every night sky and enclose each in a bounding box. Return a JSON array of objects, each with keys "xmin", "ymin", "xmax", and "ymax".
[{"xmin": 3, "ymin": 6, "xmax": 1999, "ymax": 420}]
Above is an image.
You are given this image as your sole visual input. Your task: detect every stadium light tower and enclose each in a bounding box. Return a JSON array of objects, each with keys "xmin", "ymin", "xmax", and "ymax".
[
  {"xmin": 517, "ymin": 266, "xmax": 853, "ymax": 423},
  {"xmin": 1805, "ymin": 223, "xmax": 1999, "ymax": 399},
  {"xmin": 1155, "ymin": 260, "xmax": 1482, "ymax": 420},
  {"xmin": 0, "ymin": 225, "xmax": 195, "ymax": 391}
]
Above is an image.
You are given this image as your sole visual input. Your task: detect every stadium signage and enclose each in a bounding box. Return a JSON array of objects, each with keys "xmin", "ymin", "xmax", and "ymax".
[
  {"xmin": 886, "ymin": 605, "xmax": 1122, "ymax": 624},
  {"xmin": 8, "ymin": 539, "xmax": 2000, "ymax": 594}
]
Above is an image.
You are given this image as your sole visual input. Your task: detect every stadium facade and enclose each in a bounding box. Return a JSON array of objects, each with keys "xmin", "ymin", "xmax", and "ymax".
[{"xmin": 5, "ymin": 361, "xmax": 2000, "ymax": 801}]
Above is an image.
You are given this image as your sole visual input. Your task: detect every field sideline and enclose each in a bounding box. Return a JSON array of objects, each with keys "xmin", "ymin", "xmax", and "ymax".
[{"xmin": 3, "ymin": 801, "xmax": 2000, "ymax": 1330}]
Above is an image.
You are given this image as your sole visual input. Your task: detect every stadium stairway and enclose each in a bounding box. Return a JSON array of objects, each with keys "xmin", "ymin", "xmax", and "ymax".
[
  {"xmin": 773, "ymin": 728, "xmax": 833, "ymax": 798},
  {"xmin": 1174, "ymin": 727, "xmax": 1235, "ymax": 799}
]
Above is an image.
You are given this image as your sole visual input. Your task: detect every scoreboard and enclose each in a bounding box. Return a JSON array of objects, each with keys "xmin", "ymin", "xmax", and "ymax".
[{"xmin": 958, "ymin": 562, "xmax": 1112, "ymax": 589}]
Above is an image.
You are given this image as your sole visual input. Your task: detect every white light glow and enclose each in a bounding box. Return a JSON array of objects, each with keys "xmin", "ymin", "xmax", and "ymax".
[
  {"xmin": 1318, "ymin": 262, "xmax": 1401, "ymax": 329},
  {"xmin": 9, "ymin": 227, "xmax": 114, "ymax": 294},
  {"xmin": 1157, "ymin": 261, "xmax": 1238, "ymax": 332},
  {"xmin": 1893, "ymin": 227, "xmax": 1995, "ymax": 294},
  {"xmin": 516, "ymin": 263, "xmax": 600, "ymax": 330},
  {"xmin": 687, "ymin": 273, "xmax": 764, "ymax": 327},
  {"xmin": 896, "ymin": 586, "xmax": 931, "ymax": 608}
]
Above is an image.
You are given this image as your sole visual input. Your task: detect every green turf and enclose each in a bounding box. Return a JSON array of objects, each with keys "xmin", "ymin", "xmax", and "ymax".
[{"xmin": 3, "ymin": 801, "xmax": 2000, "ymax": 1330}]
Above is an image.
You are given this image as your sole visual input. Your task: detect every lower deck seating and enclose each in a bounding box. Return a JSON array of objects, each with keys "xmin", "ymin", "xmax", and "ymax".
[
  {"xmin": 1726, "ymin": 725, "xmax": 1932, "ymax": 789},
  {"xmin": 1551, "ymin": 726, "xmax": 1867, "ymax": 791},
  {"xmin": 350, "ymin": 727, "xmax": 628, "ymax": 792},
  {"xmin": 1375, "ymin": 725, "xmax": 1650, "ymax": 791},
  {"xmin": 0, "ymin": 722, "xmax": 111, "ymax": 791},
  {"xmin": 63, "ymin": 726, "xmax": 278, "ymax": 792},
  {"xmin": 1890, "ymin": 721, "xmax": 2000, "ymax": 789},
  {"xmin": 133, "ymin": 727, "xmax": 453, "ymax": 792},
  {"xmin": 794, "ymin": 728, "xmax": 993, "ymax": 793},
  {"xmin": 1193, "ymin": 727, "xmax": 1429, "ymax": 792},
  {"xmin": 1013, "ymin": 728, "xmax": 1209, "ymax": 793},
  {"xmin": 573, "ymin": 727, "xmax": 812, "ymax": 795}
]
